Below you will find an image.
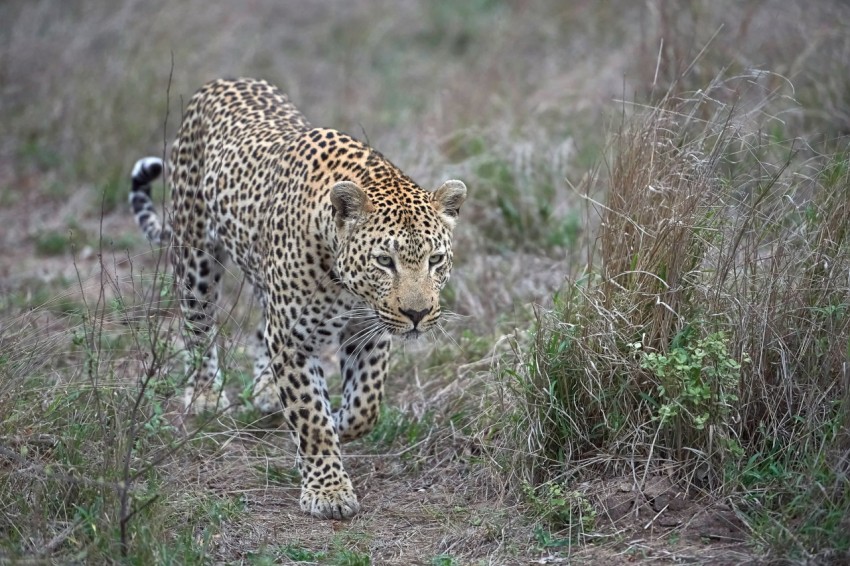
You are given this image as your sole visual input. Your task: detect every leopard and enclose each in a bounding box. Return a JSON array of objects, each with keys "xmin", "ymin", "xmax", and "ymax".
[{"xmin": 129, "ymin": 77, "xmax": 466, "ymax": 520}]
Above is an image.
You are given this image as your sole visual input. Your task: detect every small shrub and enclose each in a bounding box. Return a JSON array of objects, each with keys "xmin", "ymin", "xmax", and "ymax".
[
  {"xmin": 523, "ymin": 480, "xmax": 596, "ymax": 537},
  {"xmin": 280, "ymin": 544, "xmax": 327, "ymax": 562},
  {"xmin": 332, "ymin": 549, "xmax": 371, "ymax": 566},
  {"xmin": 34, "ymin": 230, "xmax": 72, "ymax": 256},
  {"xmin": 640, "ymin": 331, "xmax": 742, "ymax": 430},
  {"xmin": 96, "ymin": 170, "xmax": 126, "ymax": 213},
  {"xmin": 430, "ymin": 555, "xmax": 458, "ymax": 566},
  {"xmin": 365, "ymin": 406, "xmax": 433, "ymax": 449}
]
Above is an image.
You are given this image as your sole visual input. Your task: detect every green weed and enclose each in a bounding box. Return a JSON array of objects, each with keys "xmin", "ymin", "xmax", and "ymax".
[
  {"xmin": 523, "ymin": 480, "xmax": 596, "ymax": 537},
  {"xmin": 332, "ymin": 549, "xmax": 371, "ymax": 566},
  {"xmin": 18, "ymin": 139, "xmax": 61, "ymax": 171},
  {"xmin": 201, "ymin": 494, "xmax": 246, "ymax": 527},
  {"xmin": 637, "ymin": 329, "xmax": 746, "ymax": 457},
  {"xmin": 280, "ymin": 544, "xmax": 327, "ymax": 562},
  {"xmin": 34, "ymin": 230, "xmax": 74, "ymax": 256},
  {"xmin": 532, "ymin": 526, "xmax": 573, "ymax": 550},
  {"xmin": 96, "ymin": 170, "xmax": 125, "ymax": 213},
  {"xmin": 259, "ymin": 465, "xmax": 300, "ymax": 487},
  {"xmin": 365, "ymin": 406, "xmax": 433, "ymax": 449},
  {"xmin": 271, "ymin": 541, "xmax": 371, "ymax": 565},
  {"xmin": 471, "ymin": 151, "xmax": 577, "ymax": 253}
]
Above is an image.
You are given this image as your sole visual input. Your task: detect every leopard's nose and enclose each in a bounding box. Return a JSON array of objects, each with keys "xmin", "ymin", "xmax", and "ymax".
[{"xmin": 400, "ymin": 307, "xmax": 430, "ymax": 327}]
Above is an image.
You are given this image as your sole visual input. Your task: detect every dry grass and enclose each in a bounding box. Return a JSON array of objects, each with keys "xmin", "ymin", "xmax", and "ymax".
[
  {"xmin": 487, "ymin": 59, "xmax": 850, "ymax": 564},
  {"xmin": 2, "ymin": 0, "xmax": 850, "ymax": 563}
]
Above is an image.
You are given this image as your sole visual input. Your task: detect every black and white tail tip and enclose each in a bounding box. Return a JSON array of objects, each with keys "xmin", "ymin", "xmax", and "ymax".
[{"xmin": 130, "ymin": 157, "xmax": 169, "ymax": 245}]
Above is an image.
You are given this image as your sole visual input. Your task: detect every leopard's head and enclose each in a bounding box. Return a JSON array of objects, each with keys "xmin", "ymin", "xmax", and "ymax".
[{"xmin": 331, "ymin": 178, "xmax": 467, "ymax": 338}]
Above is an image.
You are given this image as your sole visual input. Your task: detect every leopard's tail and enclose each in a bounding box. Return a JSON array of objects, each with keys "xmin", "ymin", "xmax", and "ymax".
[{"xmin": 130, "ymin": 157, "xmax": 171, "ymax": 245}]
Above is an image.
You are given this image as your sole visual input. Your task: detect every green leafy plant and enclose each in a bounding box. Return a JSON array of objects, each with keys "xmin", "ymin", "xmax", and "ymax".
[
  {"xmin": 365, "ymin": 406, "xmax": 433, "ymax": 449},
  {"xmin": 280, "ymin": 544, "xmax": 327, "ymax": 562},
  {"xmin": 639, "ymin": 329, "xmax": 746, "ymax": 432},
  {"xmin": 523, "ymin": 480, "xmax": 596, "ymax": 536},
  {"xmin": 332, "ymin": 549, "xmax": 371, "ymax": 566}
]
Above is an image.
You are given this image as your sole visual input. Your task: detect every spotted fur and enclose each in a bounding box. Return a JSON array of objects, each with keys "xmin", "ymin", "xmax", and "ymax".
[{"xmin": 129, "ymin": 78, "xmax": 466, "ymax": 519}]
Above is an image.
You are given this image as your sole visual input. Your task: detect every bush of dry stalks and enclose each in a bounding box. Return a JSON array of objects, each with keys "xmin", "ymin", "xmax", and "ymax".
[{"xmin": 495, "ymin": 73, "xmax": 850, "ymax": 556}]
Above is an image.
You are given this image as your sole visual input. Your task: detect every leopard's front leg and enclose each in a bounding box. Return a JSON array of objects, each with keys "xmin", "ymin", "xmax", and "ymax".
[
  {"xmin": 335, "ymin": 319, "xmax": 391, "ymax": 441},
  {"xmin": 270, "ymin": 341, "xmax": 359, "ymax": 519}
]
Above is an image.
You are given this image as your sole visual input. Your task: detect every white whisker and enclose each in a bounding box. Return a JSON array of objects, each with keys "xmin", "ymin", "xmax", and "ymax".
[
  {"xmin": 335, "ymin": 319, "xmax": 384, "ymax": 355},
  {"xmin": 354, "ymin": 325, "xmax": 388, "ymax": 360},
  {"xmin": 435, "ymin": 321, "xmax": 461, "ymax": 351}
]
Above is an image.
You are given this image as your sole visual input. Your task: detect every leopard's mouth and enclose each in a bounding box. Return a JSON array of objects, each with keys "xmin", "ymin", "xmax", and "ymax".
[
  {"xmin": 400, "ymin": 329, "xmax": 422, "ymax": 340},
  {"xmin": 373, "ymin": 307, "xmax": 437, "ymax": 339},
  {"xmin": 378, "ymin": 321, "xmax": 422, "ymax": 339},
  {"xmin": 378, "ymin": 321, "xmax": 425, "ymax": 340}
]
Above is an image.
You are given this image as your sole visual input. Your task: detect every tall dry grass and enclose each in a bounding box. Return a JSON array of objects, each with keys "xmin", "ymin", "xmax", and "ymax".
[{"xmin": 491, "ymin": 67, "xmax": 850, "ymax": 556}]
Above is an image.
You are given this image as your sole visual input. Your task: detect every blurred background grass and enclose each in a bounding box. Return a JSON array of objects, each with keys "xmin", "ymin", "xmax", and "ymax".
[
  {"xmin": 4, "ymin": 0, "xmax": 847, "ymax": 271},
  {"xmin": 2, "ymin": 0, "xmax": 629, "ymax": 322}
]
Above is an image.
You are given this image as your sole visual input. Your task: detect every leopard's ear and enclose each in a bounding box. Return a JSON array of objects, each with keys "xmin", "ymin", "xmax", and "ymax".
[
  {"xmin": 331, "ymin": 181, "xmax": 373, "ymax": 228},
  {"xmin": 431, "ymin": 180, "xmax": 467, "ymax": 227}
]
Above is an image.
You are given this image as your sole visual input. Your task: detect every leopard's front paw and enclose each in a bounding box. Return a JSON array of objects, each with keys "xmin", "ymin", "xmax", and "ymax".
[
  {"xmin": 251, "ymin": 374, "xmax": 283, "ymax": 414},
  {"xmin": 183, "ymin": 388, "xmax": 234, "ymax": 415},
  {"xmin": 300, "ymin": 482, "xmax": 360, "ymax": 520}
]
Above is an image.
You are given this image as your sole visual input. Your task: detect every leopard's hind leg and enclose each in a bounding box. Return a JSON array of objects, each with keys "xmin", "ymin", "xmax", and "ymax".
[{"xmin": 169, "ymin": 125, "xmax": 231, "ymax": 414}]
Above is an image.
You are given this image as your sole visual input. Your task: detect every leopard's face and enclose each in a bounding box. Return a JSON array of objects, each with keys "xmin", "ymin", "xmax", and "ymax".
[{"xmin": 332, "ymin": 179, "xmax": 467, "ymax": 338}]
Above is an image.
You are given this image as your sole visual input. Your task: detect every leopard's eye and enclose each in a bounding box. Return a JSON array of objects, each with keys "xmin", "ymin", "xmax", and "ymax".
[
  {"xmin": 376, "ymin": 255, "xmax": 395, "ymax": 269},
  {"xmin": 429, "ymin": 253, "xmax": 445, "ymax": 266}
]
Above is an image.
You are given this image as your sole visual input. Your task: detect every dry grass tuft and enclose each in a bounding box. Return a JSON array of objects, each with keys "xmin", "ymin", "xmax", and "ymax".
[{"xmin": 488, "ymin": 68, "xmax": 850, "ymax": 558}]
